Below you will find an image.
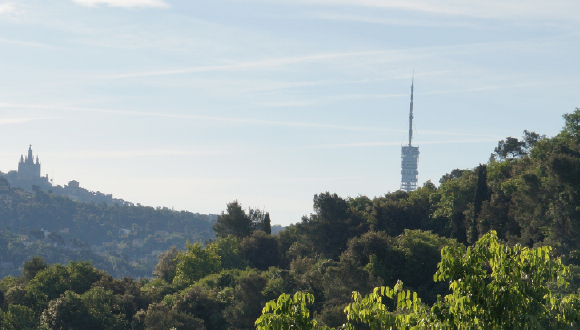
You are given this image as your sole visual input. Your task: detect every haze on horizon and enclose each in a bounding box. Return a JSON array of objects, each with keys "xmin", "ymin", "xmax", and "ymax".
[{"xmin": 0, "ymin": 0, "xmax": 578, "ymax": 225}]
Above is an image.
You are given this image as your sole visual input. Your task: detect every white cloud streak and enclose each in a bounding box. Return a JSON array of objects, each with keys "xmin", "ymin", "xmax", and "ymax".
[
  {"xmin": 252, "ymin": 0, "xmax": 580, "ymax": 21},
  {"xmin": 0, "ymin": 102, "xmax": 501, "ymax": 138},
  {"xmin": 42, "ymin": 138, "xmax": 499, "ymax": 160},
  {"xmin": 306, "ymin": 11, "xmax": 480, "ymax": 27},
  {"xmin": 101, "ymin": 37, "xmax": 561, "ymax": 82},
  {"xmin": 0, "ymin": 102, "xmax": 389, "ymax": 131},
  {"xmin": 105, "ymin": 50, "xmax": 393, "ymax": 79},
  {"xmin": 0, "ymin": 118, "xmax": 47, "ymax": 125},
  {"xmin": 71, "ymin": 0, "xmax": 169, "ymax": 8},
  {"xmin": 306, "ymin": 138, "xmax": 499, "ymax": 149},
  {"xmin": 46, "ymin": 149, "xmax": 234, "ymax": 159},
  {"xmin": 0, "ymin": 38, "xmax": 59, "ymax": 48}
]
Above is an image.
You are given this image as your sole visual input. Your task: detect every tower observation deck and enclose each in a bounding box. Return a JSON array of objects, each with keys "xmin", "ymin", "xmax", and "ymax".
[{"xmin": 400, "ymin": 77, "xmax": 419, "ymax": 192}]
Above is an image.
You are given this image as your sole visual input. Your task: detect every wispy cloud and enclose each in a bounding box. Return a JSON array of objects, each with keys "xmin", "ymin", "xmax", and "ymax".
[
  {"xmin": 105, "ymin": 50, "xmax": 394, "ymax": 79},
  {"xmin": 254, "ymin": 0, "xmax": 580, "ymax": 21},
  {"xmin": 71, "ymin": 0, "xmax": 169, "ymax": 8},
  {"xmin": 306, "ymin": 138, "xmax": 499, "ymax": 149},
  {"xmin": 0, "ymin": 38, "xmax": 58, "ymax": 48},
  {"xmin": 0, "ymin": 102, "xmax": 390, "ymax": 131},
  {"xmin": 0, "ymin": 102, "xmax": 525, "ymax": 139},
  {"xmin": 101, "ymin": 36, "xmax": 560, "ymax": 82},
  {"xmin": 45, "ymin": 139, "xmax": 500, "ymax": 160},
  {"xmin": 306, "ymin": 11, "xmax": 481, "ymax": 27},
  {"xmin": 46, "ymin": 149, "xmax": 234, "ymax": 159},
  {"xmin": 257, "ymin": 78, "xmax": 566, "ymax": 108},
  {"xmin": 0, "ymin": 118, "xmax": 47, "ymax": 125}
]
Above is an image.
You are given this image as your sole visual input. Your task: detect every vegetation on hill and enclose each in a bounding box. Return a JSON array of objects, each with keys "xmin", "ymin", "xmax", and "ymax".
[
  {"xmin": 0, "ymin": 184, "xmax": 216, "ymax": 278},
  {"xmin": 0, "ymin": 108, "xmax": 579, "ymax": 329}
]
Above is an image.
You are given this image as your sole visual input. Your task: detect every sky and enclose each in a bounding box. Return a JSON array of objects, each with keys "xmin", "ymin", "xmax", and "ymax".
[{"xmin": 0, "ymin": 0, "xmax": 579, "ymax": 226}]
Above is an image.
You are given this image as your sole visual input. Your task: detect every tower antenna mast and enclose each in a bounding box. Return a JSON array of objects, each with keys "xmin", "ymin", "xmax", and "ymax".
[
  {"xmin": 400, "ymin": 72, "xmax": 420, "ymax": 192},
  {"xmin": 409, "ymin": 71, "xmax": 414, "ymax": 146}
]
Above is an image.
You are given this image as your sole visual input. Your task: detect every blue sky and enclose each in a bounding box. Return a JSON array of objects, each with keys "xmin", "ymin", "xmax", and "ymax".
[{"xmin": 0, "ymin": 0, "xmax": 579, "ymax": 225}]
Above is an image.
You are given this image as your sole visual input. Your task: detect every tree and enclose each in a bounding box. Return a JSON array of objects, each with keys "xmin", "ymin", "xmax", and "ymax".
[
  {"xmin": 298, "ymin": 192, "xmax": 364, "ymax": 259},
  {"xmin": 208, "ymin": 235, "xmax": 249, "ymax": 270},
  {"xmin": 213, "ymin": 201, "xmax": 253, "ymax": 239},
  {"xmin": 263, "ymin": 212, "xmax": 272, "ymax": 235},
  {"xmin": 255, "ymin": 292, "xmax": 321, "ymax": 330},
  {"xmin": 522, "ymin": 129, "xmax": 544, "ymax": 151},
  {"xmin": 1, "ymin": 304, "xmax": 38, "ymax": 330},
  {"xmin": 40, "ymin": 290, "xmax": 99, "ymax": 330},
  {"xmin": 258, "ymin": 231, "xmax": 580, "ymax": 329},
  {"xmin": 25, "ymin": 261, "xmax": 101, "ymax": 313},
  {"xmin": 343, "ymin": 281, "xmax": 425, "ymax": 329},
  {"xmin": 174, "ymin": 287, "xmax": 224, "ymax": 330},
  {"xmin": 494, "ymin": 136, "xmax": 527, "ymax": 159},
  {"xmin": 439, "ymin": 168, "xmax": 465, "ymax": 184},
  {"xmin": 144, "ymin": 303, "xmax": 205, "ymax": 330},
  {"xmin": 471, "ymin": 164, "xmax": 488, "ymax": 243},
  {"xmin": 433, "ymin": 171, "xmax": 477, "ymax": 243},
  {"xmin": 431, "ymin": 230, "xmax": 578, "ymax": 329},
  {"xmin": 23, "ymin": 256, "xmax": 47, "ymax": 281},
  {"xmin": 224, "ymin": 271, "xmax": 269, "ymax": 329},
  {"xmin": 562, "ymin": 107, "xmax": 580, "ymax": 141},
  {"xmin": 174, "ymin": 242, "xmax": 221, "ymax": 284},
  {"xmin": 153, "ymin": 246, "xmax": 178, "ymax": 283},
  {"xmin": 240, "ymin": 230, "xmax": 281, "ymax": 270}
]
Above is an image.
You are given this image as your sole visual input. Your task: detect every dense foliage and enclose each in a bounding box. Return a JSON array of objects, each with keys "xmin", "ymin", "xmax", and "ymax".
[
  {"xmin": 257, "ymin": 231, "xmax": 579, "ymax": 329},
  {"xmin": 0, "ymin": 108, "xmax": 579, "ymax": 329}
]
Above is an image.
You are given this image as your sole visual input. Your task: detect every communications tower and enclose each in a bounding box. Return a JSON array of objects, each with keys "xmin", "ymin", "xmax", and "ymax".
[{"xmin": 400, "ymin": 77, "xmax": 419, "ymax": 192}]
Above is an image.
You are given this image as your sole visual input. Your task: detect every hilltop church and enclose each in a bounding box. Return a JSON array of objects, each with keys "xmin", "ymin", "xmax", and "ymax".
[
  {"xmin": 3, "ymin": 145, "xmax": 131, "ymax": 206},
  {"xmin": 18, "ymin": 145, "xmax": 42, "ymax": 180}
]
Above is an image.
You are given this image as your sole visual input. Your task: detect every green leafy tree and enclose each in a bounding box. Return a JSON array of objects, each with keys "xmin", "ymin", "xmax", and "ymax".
[
  {"xmin": 174, "ymin": 286, "xmax": 225, "ymax": 330},
  {"xmin": 439, "ymin": 168, "xmax": 466, "ymax": 184},
  {"xmin": 494, "ymin": 136, "xmax": 527, "ymax": 160},
  {"xmin": 431, "ymin": 230, "xmax": 578, "ymax": 329},
  {"xmin": 1, "ymin": 304, "xmax": 38, "ymax": 330},
  {"xmin": 153, "ymin": 246, "xmax": 178, "ymax": 283},
  {"xmin": 24, "ymin": 261, "xmax": 101, "ymax": 313},
  {"xmin": 343, "ymin": 281, "xmax": 426, "ymax": 329},
  {"xmin": 213, "ymin": 201, "xmax": 253, "ymax": 239},
  {"xmin": 561, "ymin": 107, "xmax": 580, "ymax": 141},
  {"xmin": 522, "ymin": 129, "xmax": 544, "ymax": 151},
  {"xmin": 174, "ymin": 242, "xmax": 221, "ymax": 284},
  {"xmin": 263, "ymin": 213, "xmax": 272, "ymax": 235},
  {"xmin": 255, "ymin": 292, "xmax": 321, "ymax": 330},
  {"xmin": 432, "ymin": 171, "xmax": 476, "ymax": 243},
  {"xmin": 208, "ymin": 235, "xmax": 249, "ymax": 270},
  {"xmin": 23, "ymin": 256, "xmax": 47, "ymax": 281},
  {"xmin": 298, "ymin": 192, "xmax": 365, "ymax": 259},
  {"xmin": 144, "ymin": 303, "xmax": 205, "ymax": 330},
  {"xmin": 224, "ymin": 271, "xmax": 269, "ymax": 329},
  {"xmin": 40, "ymin": 287, "xmax": 124, "ymax": 330},
  {"xmin": 259, "ymin": 231, "xmax": 580, "ymax": 329},
  {"xmin": 471, "ymin": 164, "xmax": 488, "ymax": 243},
  {"xmin": 240, "ymin": 230, "xmax": 281, "ymax": 270}
]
